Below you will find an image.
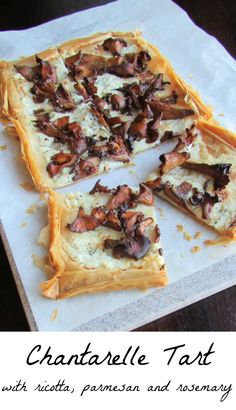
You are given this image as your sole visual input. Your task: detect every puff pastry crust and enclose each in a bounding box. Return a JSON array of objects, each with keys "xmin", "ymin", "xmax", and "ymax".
[
  {"xmin": 41, "ymin": 185, "xmax": 168, "ymax": 299},
  {"xmin": 0, "ymin": 31, "xmax": 212, "ymax": 192}
]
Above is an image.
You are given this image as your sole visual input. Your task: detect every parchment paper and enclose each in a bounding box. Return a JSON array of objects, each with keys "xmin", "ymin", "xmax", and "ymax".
[{"xmin": 0, "ymin": 0, "xmax": 235, "ymax": 331}]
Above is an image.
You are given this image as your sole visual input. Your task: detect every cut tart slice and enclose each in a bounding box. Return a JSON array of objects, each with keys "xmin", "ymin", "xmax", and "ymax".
[
  {"xmin": 0, "ymin": 31, "xmax": 211, "ymax": 191},
  {"xmin": 145, "ymin": 120, "xmax": 236, "ymax": 243},
  {"xmin": 40, "ymin": 181, "xmax": 167, "ymax": 299}
]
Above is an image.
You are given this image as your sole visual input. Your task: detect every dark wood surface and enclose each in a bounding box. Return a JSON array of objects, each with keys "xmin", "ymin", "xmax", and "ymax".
[{"xmin": 0, "ymin": 0, "xmax": 235, "ymax": 331}]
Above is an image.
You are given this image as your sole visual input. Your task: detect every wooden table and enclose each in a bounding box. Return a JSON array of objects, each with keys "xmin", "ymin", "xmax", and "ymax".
[{"xmin": 0, "ymin": 0, "xmax": 235, "ymax": 331}]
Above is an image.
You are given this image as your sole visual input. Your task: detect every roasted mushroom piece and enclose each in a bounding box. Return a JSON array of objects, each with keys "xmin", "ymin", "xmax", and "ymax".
[
  {"xmin": 182, "ymin": 162, "xmax": 232, "ymax": 191},
  {"xmin": 47, "ymin": 152, "xmax": 77, "ymax": 177},
  {"xmin": 159, "ymin": 151, "xmax": 189, "ymax": 175},
  {"xmin": 68, "ymin": 206, "xmax": 101, "ymax": 233},
  {"xmin": 104, "ymin": 235, "xmax": 151, "ymax": 260},
  {"xmin": 102, "ymin": 38, "xmax": 127, "ymax": 56}
]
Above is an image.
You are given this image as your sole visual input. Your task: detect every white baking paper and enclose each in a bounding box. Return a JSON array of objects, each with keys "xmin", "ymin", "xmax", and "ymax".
[{"xmin": 0, "ymin": 0, "xmax": 236, "ymax": 331}]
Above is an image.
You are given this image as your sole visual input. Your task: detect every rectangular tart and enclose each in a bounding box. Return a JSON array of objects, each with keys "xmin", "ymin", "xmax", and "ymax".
[
  {"xmin": 40, "ymin": 181, "xmax": 167, "ymax": 299},
  {"xmin": 145, "ymin": 120, "xmax": 236, "ymax": 243},
  {"xmin": 0, "ymin": 31, "xmax": 211, "ymax": 191}
]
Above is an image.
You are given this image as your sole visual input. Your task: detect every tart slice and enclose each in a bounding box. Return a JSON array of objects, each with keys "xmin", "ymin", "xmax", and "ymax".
[
  {"xmin": 0, "ymin": 31, "xmax": 211, "ymax": 191},
  {"xmin": 145, "ymin": 120, "xmax": 236, "ymax": 243},
  {"xmin": 41, "ymin": 181, "xmax": 167, "ymax": 299}
]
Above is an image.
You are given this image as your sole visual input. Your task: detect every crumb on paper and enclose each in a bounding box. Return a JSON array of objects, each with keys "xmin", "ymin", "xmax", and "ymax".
[
  {"xmin": 194, "ymin": 231, "xmax": 202, "ymax": 240},
  {"xmin": 177, "ymin": 224, "xmax": 192, "ymax": 240},
  {"xmin": 38, "ymin": 226, "xmax": 50, "ymax": 248},
  {"xmin": 184, "ymin": 232, "xmax": 192, "ymax": 241},
  {"xmin": 158, "ymin": 207, "xmax": 164, "ymax": 217},
  {"xmin": 5, "ymin": 126, "xmax": 18, "ymax": 137},
  {"xmin": 188, "ymin": 73, "xmax": 193, "ymax": 79},
  {"xmin": 20, "ymin": 222, "xmax": 27, "ymax": 228},
  {"xmin": 20, "ymin": 182, "xmax": 35, "ymax": 192},
  {"xmin": 218, "ymin": 113, "xmax": 224, "ymax": 117},
  {"xmin": 179, "ymin": 253, "xmax": 184, "ymax": 258},
  {"xmin": 39, "ymin": 193, "xmax": 46, "ymax": 201},
  {"xmin": 191, "ymin": 246, "xmax": 201, "ymax": 254},
  {"xmin": 0, "ymin": 145, "xmax": 7, "ymax": 151},
  {"xmin": 26, "ymin": 203, "xmax": 38, "ymax": 215},
  {"xmin": 51, "ymin": 309, "xmax": 58, "ymax": 322},
  {"xmin": 32, "ymin": 254, "xmax": 47, "ymax": 271},
  {"xmin": 176, "ymin": 224, "xmax": 183, "ymax": 232}
]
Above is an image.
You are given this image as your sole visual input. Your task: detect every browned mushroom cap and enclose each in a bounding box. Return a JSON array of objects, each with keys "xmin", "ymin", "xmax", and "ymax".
[
  {"xmin": 35, "ymin": 113, "xmax": 66, "ymax": 138},
  {"xmin": 104, "ymin": 235, "xmax": 151, "ymax": 260},
  {"xmin": 91, "ymin": 206, "xmax": 107, "ymax": 224},
  {"xmin": 72, "ymin": 156, "xmax": 100, "ymax": 181},
  {"xmin": 174, "ymin": 181, "xmax": 192, "ymax": 200},
  {"xmin": 121, "ymin": 211, "xmax": 144, "ymax": 235},
  {"xmin": 112, "ymin": 121, "xmax": 131, "ymax": 139},
  {"xmin": 119, "ymin": 82, "xmax": 144, "ymax": 109},
  {"xmin": 89, "ymin": 179, "xmax": 113, "ymax": 194},
  {"xmin": 146, "ymin": 114, "xmax": 162, "ymax": 143},
  {"xmin": 102, "ymin": 38, "xmax": 127, "ymax": 55},
  {"xmin": 32, "ymin": 81, "xmax": 55, "ymax": 103},
  {"xmin": 54, "ymin": 116, "xmax": 70, "ymax": 128},
  {"xmin": 148, "ymin": 100, "xmax": 194, "ymax": 120},
  {"xmin": 15, "ymin": 56, "xmax": 58, "ymax": 85},
  {"xmin": 128, "ymin": 113, "xmax": 147, "ymax": 141},
  {"xmin": 174, "ymin": 126, "xmax": 197, "ymax": 151},
  {"xmin": 90, "ymin": 106, "xmax": 109, "ymax": 128},
  {"xmin": 144, "ymin": 177, "xmax": 163, "ymax": 192},
  {"xmin": 70, "ymin": 135, "xmax": 88, "ymax": 156},
  {"xmin": 107, "ymin": 51, "xmax": 151, "ymax": 78},
  {"xmin": 107, "ymin": 135, "xmax": 131, "ymax": 162},
  {"xmin": 107, "ymin": 185, "xmax": 132, "ymax": 210},
  {"xmin": 89, "ymin": 134, "xmax": 130, "ymax": 162},
  {"xmin": 68, "ymin": 206, "xmax": 101, "ymax": 233},
  {"xmin": 93, "ymin": 95, "xmax": 106, "ymax": 111},
  {"xmin": 14, "ymin": 64, "xmax": 40, "ymax": 81},
  {"xmin": 46, "ymin": 152, "xmax": 77, "ymax": 177},
  {"xmin": 159, "ymin": 151, "xmax": 189, "ymax": 175},
  {"xmin": 109, "ymin": 94, "xmax": 126, "ymax": 111},
  {"xmin": 16, "ymin": 57, "xmax": 58, "ymax": 104},
  {"xmin": 35, "ymin": 55, "xmax": 58, "ymax": 84},
  {"xmin": 143, "ymin": 73, "xmax": 169, "ymax": 99},
  {"xmin": 202, "ymin": 193, "xmax": 219, "ymax": 219},
  {"xmin": 103, "ymin": 114, "xmax": 124, "ymax": 128},
  {"xmin": 108, "ymin": 61, "xmax": 137, "ymax": 78},
  {"xmin": 50, "ymin": 84, "xmax": 76, "ymax": 112},
  {"xmin": 135, "ymin": 183, "xmax": 154, "ymax": 206},
  {"xmin": 65, "ymin": 52, "xmax": 109, "ymax": 79},
  {"xmin": 182, "ymin": 162, "xmax": 231, "ymax": 190},
  {"xmin": 104, "ymin": 210, "xmax": 122, "ymax": 231},
  {"xmin": 136, "ymin": 217, "xmax": 153, "ymax": 236},
  {"xmin": 74, "ymin": 82, "xmax": 89, "ymax": 100},
  {"xmin": 153, "ymin": 224, "xmax": 161, "ymax": 243}
]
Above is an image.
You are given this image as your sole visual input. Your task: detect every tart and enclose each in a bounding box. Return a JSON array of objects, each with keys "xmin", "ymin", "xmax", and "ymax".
[
  {"xmin": 145, "ymin": 120, "xmax": 236, "ymax": 243},
  {"xmin": 41, "ymin": 181, "xmax": 167, "ymax": 299},
  {"xmin": 0, "ymin": 31, "xmax": 211, "ymax": 191}
]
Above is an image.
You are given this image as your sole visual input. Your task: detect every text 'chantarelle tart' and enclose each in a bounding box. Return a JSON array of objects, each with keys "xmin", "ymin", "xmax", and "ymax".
[
  {"xmin": 40, "ymin": 181, "xmax": 167, "ymax": 299},
  {"xmin": 0, "ymin": 31, "xmax": 211, "ymax": 192},
  {"xmin": 145, "ymin": 120, "xmax": 236, "ymax": 244}
]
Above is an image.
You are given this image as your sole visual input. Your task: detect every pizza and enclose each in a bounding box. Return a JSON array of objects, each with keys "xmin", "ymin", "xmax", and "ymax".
[
  {"xmin": 40, "ymin": 181, "xmax": 167, "ymax": 299},
  {"xmin": 0, "ymin": 31, "xmax": 211, "ymax": 191},
  {"xmin": 0, "ymin": 31, "xmax": 235, "ymax": 299}
]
